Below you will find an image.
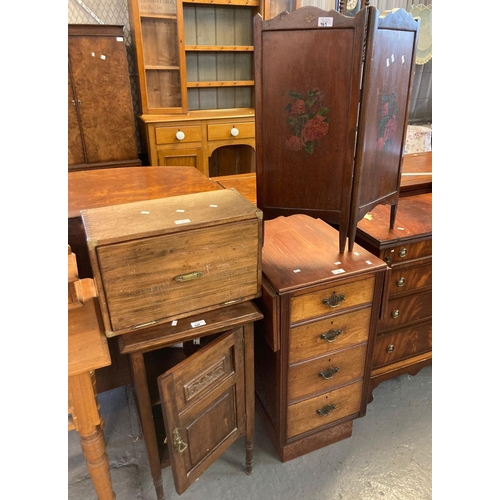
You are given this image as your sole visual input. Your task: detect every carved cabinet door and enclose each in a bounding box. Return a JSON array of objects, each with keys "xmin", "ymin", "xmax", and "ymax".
[{"xmin": 157, "ymin": 328, "xmax": 246, "ymax": 495}]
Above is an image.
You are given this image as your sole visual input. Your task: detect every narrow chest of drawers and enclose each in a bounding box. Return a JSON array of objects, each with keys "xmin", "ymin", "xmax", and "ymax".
[
  {"xmin": 355, "ymin": 193, "xmax": 432, "ymax": 400},
  {"xmin": 254, "ymin": 214, "xmax": 386, "ymax": 461}
]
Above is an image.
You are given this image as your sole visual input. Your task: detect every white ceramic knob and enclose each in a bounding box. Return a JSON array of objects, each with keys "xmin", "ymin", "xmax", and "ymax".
[
  {"xmin": 175, "ymin": 130, "xmax": 185, "ymax": 140},
  {"xmin": 230, "ymin": 127, "xmax": 239, "ymax": 137}
]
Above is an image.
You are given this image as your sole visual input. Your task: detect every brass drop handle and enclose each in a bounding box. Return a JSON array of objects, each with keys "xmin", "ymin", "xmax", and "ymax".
[
  {"xmin": 173, "ymin": 428, "xmax": 188, "ymax": 453},
  {"xmin": 320, "ymin": 328, "xmax": 343, "ymax": 343},
  {"xmin": 322, "ymin": 292, "xmax": 345, "ymax": 308},
  {"xmin": 318, "ymin": 366, "xmax": 340, "ymax": 379},
  {"xmin": 317, "ymin": 403, "xmax": 336, "ymax": 416},
  {"xmin": 399, "ymin": 247, "xmax": 408, "ymax": 258},
  {"xmin": 174, "ymin": 271, "xmax": 203, "ymax": 282},
  {"xmin": 397, "ymin": 277, "xmax": 406, "ymax": 287},
  {"xmin": 386, "ymin": 344, "xmax": 395, "ymax": 353}
]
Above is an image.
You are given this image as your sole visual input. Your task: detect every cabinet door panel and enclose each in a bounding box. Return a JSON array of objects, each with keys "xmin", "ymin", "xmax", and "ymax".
[
  {"xmin": 157, "ymin": 329, "xmax": 246, "ymax": 495},
  {"xmin": 68, "ymin": 71, "xmax": 85, "ymax": 166},
  {"xmin": 68, "ymin": 34, "xmax": 138, "ymax": 164}
]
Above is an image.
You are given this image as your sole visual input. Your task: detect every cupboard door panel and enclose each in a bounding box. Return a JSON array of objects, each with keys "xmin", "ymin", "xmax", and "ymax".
[{"xmin": 157, "ymin": 329, "xmax": 246, "ymax": 495}]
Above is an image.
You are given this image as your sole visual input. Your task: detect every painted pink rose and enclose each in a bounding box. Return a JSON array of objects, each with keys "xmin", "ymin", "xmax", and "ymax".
[
  {"xmin": 291, "ymin": 100, "xmax": 306, "ymax": 115},
  {"xmin": 376, "ymin": 137, "xmax": 386, "ymax": 151},
  {"xmin": 384, "ymin": 115, "xmax": 398, "ymax": 140},
  {"xmin": 285, "ymin": 135, "xmax": 304, "ymax": 151},
  {"xmin": 380, "ymin": 102, "xmax": 389, "ymax": 117},
  {"xmin": 301, "ymin": 114, "xmax": 329, "ymax": 143}
]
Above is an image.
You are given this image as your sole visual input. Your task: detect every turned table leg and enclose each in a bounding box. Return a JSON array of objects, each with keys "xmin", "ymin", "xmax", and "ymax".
[{"xmin": 69, "ymin": 371, "xmax": 116, "ymax": 500}]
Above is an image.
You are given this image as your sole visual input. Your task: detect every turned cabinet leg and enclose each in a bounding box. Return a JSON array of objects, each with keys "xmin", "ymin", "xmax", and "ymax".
[{"xmin": 243, "ymin": 322, "xmax": 255, "ymax": 475}]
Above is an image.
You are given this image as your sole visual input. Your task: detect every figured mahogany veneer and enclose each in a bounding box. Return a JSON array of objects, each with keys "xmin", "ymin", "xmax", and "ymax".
[{"xmin": 355, "ymin": 193, "xmax": 432, "ymax": 400}]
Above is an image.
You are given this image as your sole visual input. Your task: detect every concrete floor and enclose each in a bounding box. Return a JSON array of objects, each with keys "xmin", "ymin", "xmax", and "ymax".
[{"xmin": 68, "ymin": 366, "xmax": 431, "ymax": 500}]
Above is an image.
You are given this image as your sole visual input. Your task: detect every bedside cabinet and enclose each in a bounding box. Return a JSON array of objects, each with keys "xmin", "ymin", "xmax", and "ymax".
[
  {"xmin": 254, "ymin": 214, "xmax": 387, "ymax": 461},
  {"xmin": 355, "ymin": 193, "xmax": 432, "ymax": 401}
]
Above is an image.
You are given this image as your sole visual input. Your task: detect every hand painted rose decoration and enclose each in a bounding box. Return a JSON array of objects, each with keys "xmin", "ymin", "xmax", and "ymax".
[
  {"xmin": 284, "ymin": 88, "xmax": 330, "ymax": 155},
  {"xmin": 376, "ymin": 92, "xmax": 399, "ymax": 151}
]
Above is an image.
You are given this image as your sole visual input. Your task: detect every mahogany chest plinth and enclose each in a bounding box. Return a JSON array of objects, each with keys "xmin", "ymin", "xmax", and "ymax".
[{"xmin": 81, "ymin": 189, "xmax": 263, "ymax": 337}]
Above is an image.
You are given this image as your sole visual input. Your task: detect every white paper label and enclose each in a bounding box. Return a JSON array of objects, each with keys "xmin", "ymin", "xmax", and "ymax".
[
  {"xmin": 175, "ymin": 219, "xmax": 191, "ymax": 225},
  {"xmin": 100, "ymin": 54, "xmax": 106, "ymax": 60},
  {"xmin": 141, "ymin": 211, "xmax": 150, "ymax": 215},
  {"xmin": 293, "ymin": 269, "xmax": 301, "ymax": 273},
  {"xmin": 354, "ymin": 251, "xmax": 360, "ymax": 256},
  {"xmin": 171, "ymin": 320, "xmax": 178, "ymax": 326},
  {"xmin": 332, "ymin": 269, "xmax": 346, "ymax": 275},
  {"xmin": 209, "ymin": 204, "xmax": 218, "ymax": 208},
  {"xmin": 176, "ymin": 209, "xmax": 185, "ymax": 213},
  {"xmin": 318, "ymin": 17, "xmax": 333, "ymax": 27},
  {"xmin": 334, "ymin": 261, "xmax": 342, "ymax": 265},
  {"xmin": 365, "ymin": 260, "xmax": 372, "ymax": 265},
  {"xmin": 191, "ymin": 320, "xmax": 206, "ymax": 328},
  {"xmin": 116, "ymin": 37, "xmax": 124, "ymax": 42}
]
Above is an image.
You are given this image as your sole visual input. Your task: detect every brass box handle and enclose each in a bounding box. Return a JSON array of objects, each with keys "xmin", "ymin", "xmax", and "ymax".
[{"xmin": 174, "ymin": 271, "xmax": 203, "ymax": 282}]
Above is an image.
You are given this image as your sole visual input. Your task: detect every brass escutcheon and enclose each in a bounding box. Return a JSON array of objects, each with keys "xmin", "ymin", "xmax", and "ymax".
[
  {"xmin": 173, "ymin": 428, "xmax": 188, "ymax": 453},
  {"xmin": 317, "ymin": 403, "xmax": 336, "ymax": 416},
  {"xmin": 318, "ymin": 367, "xmax": 340, "ymax": 379},
  {"xmin": 322, "ymin": 292, "xmax": 345, "ymax": 308}
]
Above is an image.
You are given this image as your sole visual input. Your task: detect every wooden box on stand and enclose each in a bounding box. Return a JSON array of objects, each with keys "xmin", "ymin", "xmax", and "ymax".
[{"xmin": 81, "ymin": 189, "xmax": 263, "ymax": 337}]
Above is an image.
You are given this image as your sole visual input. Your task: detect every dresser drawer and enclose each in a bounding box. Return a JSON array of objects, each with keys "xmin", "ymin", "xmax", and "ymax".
[
  {"xmin": 387, "ymin": 260, "xmax": 432, "ymax": 297},
  {"xmin": 290, "ymin": 277, "xmax": 375, "ymax": 324},
  {"xmin": 207, "ymin": 122, "xmax": 255, "ymax": 141},
  {"xmin": 287, "ymin": 380, "xmax": 363, "ymax": 439},
  {"xmin": 372, "ymin": 322, "xmax": 432, "ymax": 369},
  {"xmin": 381, "ymin": 239, "xmax": 432, "ymax": 266},
  {"xmin": 289, "ymin": 307, "xmax": 372, "ymax": 364},
  {"xmin": 155, "ymin": 125, "xmax": 203, "ymax": 145},
  {"xmin": 288, "ymin": 344, "xmax": 367, "ymax": 402},
  {"xmin": 378, "ymin": 290, "xmax": 432, "ymax": 331}
]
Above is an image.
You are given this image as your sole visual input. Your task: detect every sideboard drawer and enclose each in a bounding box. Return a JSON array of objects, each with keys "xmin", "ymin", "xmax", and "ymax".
[
  {"xmin": 372, "ymin": 322, "xmax": 432, "ymax": 368},
  {"xmin": 289, "ymin": 307, "xmax": 372, "ymax": 364},
  {"xmin": 381, "ymin": 239, "xmax": 432, "ymax": 266},
  {"xmin": 387, "ymin": 260, "xmax": 432, "ymax": 297},
  {"xmin": 207, "ymin": 122, "xmax": 255, "ymax": 141},
  {"xmin": 290, "ymin": 277, "xmax": 375, "ymax": 324},
  {"xmin": 287, "ymin": 380, "xmax": 363, "ymax": 439},
  {"xmin": 288, "ymin": 344, "xmax": 367, "ymax": 402},
  {"xmin": 378, "ymin": 290, "xmax": 432, "ymax": 331},
  {"xmin": 155, "ymin": 125, "xmax": 203, "ymax": 145}
]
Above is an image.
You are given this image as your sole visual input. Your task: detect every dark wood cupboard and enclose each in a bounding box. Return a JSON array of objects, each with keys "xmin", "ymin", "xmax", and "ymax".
[{"xmin": 68, "ymin": 24, "xmax": 141, "ymax": 171}]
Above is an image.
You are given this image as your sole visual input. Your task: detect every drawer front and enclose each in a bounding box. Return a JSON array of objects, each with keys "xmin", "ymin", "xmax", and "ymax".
[
  {"xmin": 290, "ymin": 277, "xmax": 375, "ymax": 324},
  {"xmin": 372, "ymin": 322, "xmax": 432, "ymax": 369},
  {"xmin": 387, "ymin": 260, "xmax": 432, "ymax": 297},
  {"xmin": 381, "ymin": 239, "xmax": 432, "ymax": 266},
  {"xmin": 289, "ymin": 307, "xmax": 371, "ymax": 364},
  {"xmin": 378, "ymin": 290, "xmax": 432, "ymax": 331},
  {"xmin": 96, "ymin": 220, "xmax": 260, "ymax": 332},
  {"xmin": 287, "ymin": 380, "xmax": 363, "ymax": 438},
  {"xmin": 155, "ymin": 125, "xmax": 203, "ymax": 145},
  {"xmin": 288, "ymin": 344, "xmax": 367, "ymax": 402},
  {"xmin": 207, "ymin": 122, "xmax": 255, "ymax": 141}
]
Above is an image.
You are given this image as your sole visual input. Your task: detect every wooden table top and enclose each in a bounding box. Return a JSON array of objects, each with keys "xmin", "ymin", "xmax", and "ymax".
[
  {"xmin": 68, "ymin": 279, "xmax": 111, "ymax": 377},
  {"xmin": 356, "ymin": 192, "xmax": 432, "ymax": 247},
  {"xmin": 211, "ymin": 151, "xmax": 431, "ymax": 205},
  {"xmin": 68, "ymin": 166, "xmax": 222, "ymax": 219}
]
